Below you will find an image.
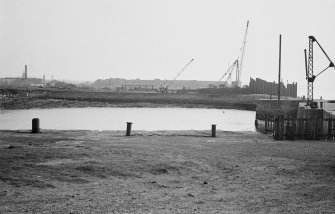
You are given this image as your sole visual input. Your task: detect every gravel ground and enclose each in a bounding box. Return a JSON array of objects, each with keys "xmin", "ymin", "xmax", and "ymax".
[{"xmin": 0, "ymin": 130, "xmax": 335, "ymax": 213}]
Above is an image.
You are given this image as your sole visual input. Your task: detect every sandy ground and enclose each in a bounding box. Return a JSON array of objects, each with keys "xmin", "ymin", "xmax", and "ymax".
[{"xmin": 0, "ymin": 129, "xmax": 335, "ymax": 213}]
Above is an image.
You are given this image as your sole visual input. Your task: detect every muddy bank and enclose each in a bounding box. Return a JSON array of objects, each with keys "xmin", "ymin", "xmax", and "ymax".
[
  {"xmin": 1, "ymin": 130, "xmax": 335, "ymax": 213},
  {"xmin": 1, "ymin": 97, "xmax": 256, "ymax": 110},
  {"xmin": 0, "ymin": 88, "xmax": 263, "ymax": 110}
]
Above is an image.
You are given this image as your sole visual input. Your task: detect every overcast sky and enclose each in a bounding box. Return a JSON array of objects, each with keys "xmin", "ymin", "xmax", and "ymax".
[{"xmin": 1, "ymin": 0, "xmax": 335, "ymax": 98}]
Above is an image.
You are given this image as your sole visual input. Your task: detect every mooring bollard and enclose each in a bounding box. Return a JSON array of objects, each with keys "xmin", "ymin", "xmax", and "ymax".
[
  {"xmin": 126, "ymin": 122, "xmax": 132, "ymax": 136},
  {"xmin": 32, "ymin": 118, "xmax": 40, "ymax": 133},
  {"xmin": 212, "ymin": 124, "xmax": 216, "ymax": 137}
]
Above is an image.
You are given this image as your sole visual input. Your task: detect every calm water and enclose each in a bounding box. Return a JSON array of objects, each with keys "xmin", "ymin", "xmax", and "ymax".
[{"xmin": 0, "ymin": 107, "xmax": 256, "ymax": 131}]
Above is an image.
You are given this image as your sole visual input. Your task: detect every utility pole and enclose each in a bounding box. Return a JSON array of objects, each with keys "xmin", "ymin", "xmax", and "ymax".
[{"xmin": 278, "ymin": 34, "xmax": 282, "ymax": 106}]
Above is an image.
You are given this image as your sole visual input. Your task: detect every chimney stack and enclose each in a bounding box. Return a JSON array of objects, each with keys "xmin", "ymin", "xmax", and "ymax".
[{"xmin": 24, "ymin": 65, "xmax": 28, "ymax": 79}]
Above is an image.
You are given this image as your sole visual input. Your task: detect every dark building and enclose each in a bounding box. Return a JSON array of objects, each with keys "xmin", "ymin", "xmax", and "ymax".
[
  {"xmin": 249, "ymin": 78, "xmax": 297, "ymax": 98},
  {"xmin": 198, "ymin": 77, "xmax": 297, "ymax": 98}
]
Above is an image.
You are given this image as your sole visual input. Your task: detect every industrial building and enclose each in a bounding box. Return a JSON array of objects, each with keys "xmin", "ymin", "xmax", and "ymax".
[
  {"xmin": 198, "ymin": 77, "xmax": 297, "ymax": 98},
  {"xmin": 0, "ymin": 65, "xmax": 45, "ymax": 87}
]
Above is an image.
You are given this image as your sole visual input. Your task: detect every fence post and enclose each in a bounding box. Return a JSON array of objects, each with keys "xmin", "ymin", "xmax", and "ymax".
[
  {"xmin": 318, "ymin": 118, "xmax": 323, "ymax": 140},
  {"xmin": 304, "ymin": 118, "xmax": 311, "ymax": 140},
  {"xmin": 285, "ymin": 117, "xmax": 290, "ymax": 140},
  {"xmin": 291, "ymin": 118, "xmax": 296, "ymax": 141},
  {"xmin": 274, "ymin": 115, "xmax": 279, "ymax": 140},
  {"xmin": 280, "ymin": 115, "xmax": 285, "ymax": 140},
  {"xmin": 329, "ymin": 119, "xmax": 335, "ymax": 141},
  {"xmin": 265, "ymin": 114, "xmax": 268, "ymax": 134}
]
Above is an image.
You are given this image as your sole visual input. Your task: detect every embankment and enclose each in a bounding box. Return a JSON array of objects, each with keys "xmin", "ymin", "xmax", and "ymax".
[{"xmin": 0, "ymin": 88, "xmax": 264, "ymax": 110}]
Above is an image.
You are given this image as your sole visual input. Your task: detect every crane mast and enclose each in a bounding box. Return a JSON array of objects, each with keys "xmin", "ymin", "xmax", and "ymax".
[
  {"xmin": 217, "ymin": 59, "xmax": 238, "ymax": 87},
  {"xmin": 306, "ymin": 36, "xmax": 315, "ymax": 107},
  {"xmin": 236, "ymin": 20, "xmax": 249, "ymax": 87},
  {"xmin": 305, "ymin": 36, "xmax": 334, "ymax": 107},
  {"xmin": 159, "ymin": 59, "xmax": 194, "ymax": 93},
  {"xmin": 168, "ymin": 59, "xmax": 194, "ymax": 86},
  {"xmin": 218, "ymin": 21, "xmax": 249, "ymax": 88}
]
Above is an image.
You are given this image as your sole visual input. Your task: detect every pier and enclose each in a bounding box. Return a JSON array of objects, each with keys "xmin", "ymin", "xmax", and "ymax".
[{"xmin": 256, "ymin": 99, "xmax": 335, "ymax": 140}]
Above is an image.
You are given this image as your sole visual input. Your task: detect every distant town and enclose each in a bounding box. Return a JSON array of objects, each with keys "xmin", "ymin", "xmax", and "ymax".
[{"xmin": 0, "ymin": 65, "xmax": 297, "ymax": 98}]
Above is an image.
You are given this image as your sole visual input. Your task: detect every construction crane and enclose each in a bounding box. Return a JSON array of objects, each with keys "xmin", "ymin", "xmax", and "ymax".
[
  {"xmin": 217, "ymin": 59, "xmax": 238, "ymax": 87},
  {"xmin": 304, "ymin": 36, "xmax": 334, "ymax": 107},
  {"xmin": 159, "ymin": 59, "xmax": 194, "ymax": 93},
  {"xmin": 236, "ymin": 20, "xmax": 249, "ymax": 87},
  {"xmin": 218, "ymin": 21, "xmax": 249, "ymax": 88}
]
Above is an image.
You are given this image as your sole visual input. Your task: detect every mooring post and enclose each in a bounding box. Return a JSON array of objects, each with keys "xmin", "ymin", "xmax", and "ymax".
[
  {"xmin": 126, "ymin": 122, "xmax": 132, "ymax": 136},
  {"xmin": 211, "ymin": 124, "xmax": 216, "ymax": 137},
  {"xmin": 32, "ymin": 118, "xmax": 40, "ymax": 133}
]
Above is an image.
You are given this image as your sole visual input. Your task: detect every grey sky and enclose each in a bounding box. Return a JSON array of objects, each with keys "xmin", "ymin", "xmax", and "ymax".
[{"xmin": 1, "ymin": 0, "xmax": 335, "ymax": 98}]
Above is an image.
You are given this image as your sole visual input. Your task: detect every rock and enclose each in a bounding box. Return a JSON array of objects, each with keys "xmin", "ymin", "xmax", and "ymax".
[
  {"xmin": 8, "ymin": 145, "xmax": 15, "ymax": 149},
  {"xmin": 187, "ymin": 193, "xmax": 195, "ymax": 197},
  {"xmin": 203, "ymin": 181, "xmax": 208, "ymax": 184}
]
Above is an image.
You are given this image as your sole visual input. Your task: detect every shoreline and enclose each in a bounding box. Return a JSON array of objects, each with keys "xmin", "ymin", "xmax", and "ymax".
[
  {"xmin": 0, "ymin": 97, "xmax": 257, "ymax": 111},
  {"xmin": 1, "ymin": 88, "xmax": 263, "ymax": 110}
]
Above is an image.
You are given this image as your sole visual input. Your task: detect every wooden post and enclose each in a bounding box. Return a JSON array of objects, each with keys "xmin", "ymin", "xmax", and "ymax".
[
  {"xmin": 212, "ymin": 124, "xmax": 216, "ymax": 137},
  {"xmin": 331, "ymin": 119, "xmax": 334, "ymax": 141},
  {"xmin": 274, "ymin": 115, "xmax": 280, "ymax": 140},
  {"xmin": 271, "ymin": 115, "xmax": 274, "ymax": 132},
  {"xmin": 285, "ymin": 117, "xmax": 290, "ymax": 140},
  {"xmin": 299, "ymin": 119, "xmax": 304, "ymax": 140},
  {"xmin": 278, "ymin": 34, "xmax": 282, "ymax": 106},
  {"xmin": 307, "ymin": 119, "xmax": 312, "ymax": 140},
  {"xmin": 318, "ymin": 118, "xmax": 323, "ymax": 140},
  {"xmin": 332, "ymin": 119, "xmax": 335, "ymax": 141},
  {"xmin": 279, "ymin": 115, "xmax": 284, "ymax": 140},
  {"xmin": 330, "ymin": 120, "xmax": 333, "ymax": 141},
  {"xmin": 264, "ymin": 114, "xmax": 268, "ymax": 134},
  {"xmin": 291, "ymin": 118, "xmax": 296, "ymax": 141}
]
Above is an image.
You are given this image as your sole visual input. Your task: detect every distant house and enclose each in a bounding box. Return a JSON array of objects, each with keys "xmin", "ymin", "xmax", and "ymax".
[{"xmin": 46, "ymin": 80, "xmax": 76, "ymax": 89}]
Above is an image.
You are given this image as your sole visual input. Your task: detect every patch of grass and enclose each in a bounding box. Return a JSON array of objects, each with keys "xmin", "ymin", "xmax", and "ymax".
[
  {"xmin": 0, "ymin": 174, "xmax": 54, "ymax": 188},
  {"xmin": 75, "ymin": 164, "xmax": 134, "ymax": 178},
  {"xmin": 0, "ymin": 145, "xmax": 89, "ymax": 188},
  {"xmin": 149, "ymin": 164, "xmax": 181, "ymax": 175},
  {"xmin": 54, "ymin": 174, "xmax": 88, "ymax": 184}
]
